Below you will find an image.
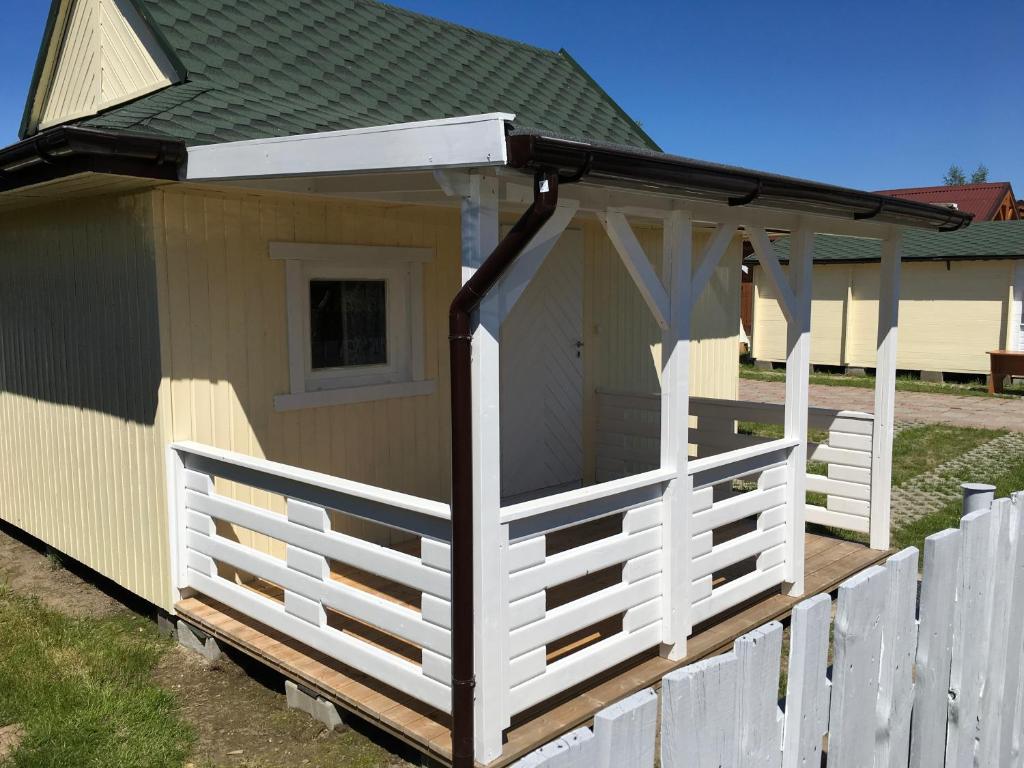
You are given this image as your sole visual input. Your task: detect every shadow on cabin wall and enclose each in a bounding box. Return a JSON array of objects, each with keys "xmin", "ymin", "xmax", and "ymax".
[{"xmin": 0, "ymin": 195, "xmax": 162, "ymax": 426}]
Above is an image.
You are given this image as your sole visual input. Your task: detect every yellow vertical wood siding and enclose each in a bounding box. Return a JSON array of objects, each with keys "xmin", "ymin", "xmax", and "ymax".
[
  {"xmin": 38, "ymin": 0, "xmax": 175, "ymax": 131},
  {"xmin": 98, "ymin": 0, "xmax": 176, "ymax": 106},
  {"xmin": 151, "ymin": 188, "xmax": 458, "ymax": 560},
  {"xmin": 0, "ymin": 194, "xmax": 171, "ymax": 608},
  {"xmin": 582, "ymin": 220, "xmax": 740, "ymax": 480},
  {"xmin": 41, "ymin": 0, "xmax": 101, "ymax": 127},
  {"xmin": 0, "ymin": 185, "xmax": 740, "ymax": 612},
  {"xmin": 753, "ymin": 259, "xmax": 1016, "ymax": 374}
]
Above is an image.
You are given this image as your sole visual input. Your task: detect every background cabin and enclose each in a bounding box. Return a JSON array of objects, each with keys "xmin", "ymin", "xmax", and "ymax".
[{"xmin": 750, "ymin": 221, "xmax": 1024, "ymax": 379}]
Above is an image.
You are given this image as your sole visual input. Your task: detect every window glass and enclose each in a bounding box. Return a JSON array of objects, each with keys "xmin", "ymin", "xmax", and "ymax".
[{"xmin": 309, "ymin": 279, "xmax": 387, "ymax": 369}]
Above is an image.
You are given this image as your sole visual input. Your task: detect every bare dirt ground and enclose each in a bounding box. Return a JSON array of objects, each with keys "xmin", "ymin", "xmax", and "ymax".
[{"xmin": 0, "ymin": 523, "xmax": 416, "ymax": 768}]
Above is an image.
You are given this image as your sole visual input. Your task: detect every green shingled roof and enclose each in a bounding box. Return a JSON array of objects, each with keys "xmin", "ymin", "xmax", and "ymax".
[
  {"xmin": 750, "ymin": 221, "xmax": 1024, "ymax": 264},
  {"xmin": 75, "ymin": 0, "xmax": 657, "ymax": 149}
]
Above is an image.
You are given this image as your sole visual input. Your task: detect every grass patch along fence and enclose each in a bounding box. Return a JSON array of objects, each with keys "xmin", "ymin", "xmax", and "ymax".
[
  {"xmin": 0, "ymin": 586, "xmax": 193, "ymax": 768},
  {"xmin": 740, "ymin": 362, "xmax": 1024, "ymax": 398}
]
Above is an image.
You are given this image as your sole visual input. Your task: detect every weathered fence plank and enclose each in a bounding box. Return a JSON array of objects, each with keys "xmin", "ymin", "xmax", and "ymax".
[
  {"xmin": 1000, "ymin": 494, "xmax": 1024, "ymax": 768},
  {"xmin": 979, "ymin": 499, "xmax": 1018, "ymax": 767},
  {"xmin": 735, "ymin": 622, "xmax": 783, "ymax": 768},
  {"xmin": 828, "ymin": 565, "xmax": 887, "ymax": 768},
  {"xmin": 662, "ymin": 653, "xmax": 739, "ymax": 768},
  {"xmin": 515, "ymin": 727, "xmax": 595, "ymax": 768},
  {"xmin": 909, "ymin": 528, "xmax": 961, "ymax": 768},
  {"xmin": 946, "ymin": 506, "xmax": 998, "ymax": 768},
  {"xmin": 781, "ymin": 593, "xmax": 831, "ymax": 768},
  {"xmin": 876, "ymin": 547, "xmax": 919, "ymax": 768},
  {"xmin": 513, "ymin": 688, "xmax": 656, "ymax": 768},
  {"xmin": 593, "ymin": 688, "xmax": 657, "ymax": 768}
]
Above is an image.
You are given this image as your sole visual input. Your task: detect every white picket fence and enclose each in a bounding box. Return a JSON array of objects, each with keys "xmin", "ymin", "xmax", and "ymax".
[{"xmin": 513, "ymin": 491, "xmax": 1024, "ymax": 768}]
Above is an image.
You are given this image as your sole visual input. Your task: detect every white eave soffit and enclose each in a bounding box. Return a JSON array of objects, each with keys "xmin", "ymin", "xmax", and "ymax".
[{"xmin": 183, "ymin": 113, "xmax": 516, "ymax": 182}]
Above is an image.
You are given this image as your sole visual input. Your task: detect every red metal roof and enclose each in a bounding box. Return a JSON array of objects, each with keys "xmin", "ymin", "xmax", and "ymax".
[{"xmin": 875, "ymin": 182, "xmax": 1016, "ymax": 221}]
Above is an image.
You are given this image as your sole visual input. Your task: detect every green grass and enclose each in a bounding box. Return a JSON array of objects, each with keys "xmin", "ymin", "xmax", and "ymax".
[
  {"xmin": 740, "ymin": 362, "xmax": 1024, "ymax": 398},
  {"xmin": 890, "ymin": 424, "xmax": 1005, "ymax": 487},
  {"xmin": 0, "ymin": 586, "xmax": 193, "ymax": 768},
  {"xmin": 891, "ymin": 445, "xmax": 1024, "ymax": 554}
]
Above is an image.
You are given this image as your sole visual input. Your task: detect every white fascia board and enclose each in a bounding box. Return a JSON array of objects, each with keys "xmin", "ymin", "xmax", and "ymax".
[{"xmin": 184, "ymin": 112, "xmax": 515, "ymax": 181}]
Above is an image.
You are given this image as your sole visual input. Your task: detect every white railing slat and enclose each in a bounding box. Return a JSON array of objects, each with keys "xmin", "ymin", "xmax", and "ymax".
[
  {"xmin": 690, "ymin": 563, "xmax": 786, "ymax": 625},
  {"xmin": 805, "ymin": 504, "xmax": 871, "ymax": 534},
  {"xmin": 691, "ymin": 485, "xmax": 786, "ymax": 535},
  {"xmin": 509, "ymin": 621, "xmax": 662, "ymax": 716},
  {"xmin": 508, "ymin": 575, "xmax": 660, "ymax": 659},
  {"xmin": 508, "ymin": 527, "xmax": 661, "ymax": 602},
  {"xmin": 804, "ymin": 474, "xmax": 871, "ymax": 502},
  {"xmin": 690, "ymin": 524, "xmax": 786, "ymax": 582},
  {"xmin": 185, "ymin": 489, "xmax": 450, "ymax": 598},
  {"xmin": 173, "ymin": 440, "xmax": 451, "ymax": 520}
]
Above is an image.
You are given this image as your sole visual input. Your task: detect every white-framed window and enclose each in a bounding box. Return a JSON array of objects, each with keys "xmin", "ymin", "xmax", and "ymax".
[{"xmin": 272, "ymin": 242, "xmax": 435, "ymax": 411}]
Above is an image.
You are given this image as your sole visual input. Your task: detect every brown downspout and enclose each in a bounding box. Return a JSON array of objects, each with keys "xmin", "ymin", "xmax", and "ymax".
[{"xmin": 448, "ymin": 169, "xmax": 562, "ymax": 768}]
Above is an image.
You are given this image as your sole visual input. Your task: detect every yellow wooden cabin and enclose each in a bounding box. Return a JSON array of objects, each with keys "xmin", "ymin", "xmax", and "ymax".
[
  {"xmin": 750, "ymin": 222, "xmax": 1024, "ymax": 378},
  {"xmin": 0, "ymin": 0, "xmax": 972, "ymax": 765}
]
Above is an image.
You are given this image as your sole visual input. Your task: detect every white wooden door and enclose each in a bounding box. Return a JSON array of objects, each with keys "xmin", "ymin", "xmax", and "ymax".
[{"xmin": 500, "ymin": 230, "xmax": 584, "ymax": 499}]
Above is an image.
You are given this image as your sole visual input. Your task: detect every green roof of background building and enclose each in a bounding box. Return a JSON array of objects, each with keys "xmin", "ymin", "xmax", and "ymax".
[
  {"xmin": 749, "ymin": 221, "xmax": 1024, "ymax": 264},
  {"xmin": 65, "ymin": 0, "xmax": 658, "ymax": 149}
]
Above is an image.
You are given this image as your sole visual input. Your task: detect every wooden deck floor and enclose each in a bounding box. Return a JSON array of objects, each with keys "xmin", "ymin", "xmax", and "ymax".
[{"xmin": 175, "ymin": 532, "xmax": 888, "ymax": 767}]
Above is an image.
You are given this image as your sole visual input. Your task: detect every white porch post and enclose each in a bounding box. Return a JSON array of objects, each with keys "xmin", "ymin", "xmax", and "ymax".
[
  {"xmin": 870, "ymin": 232, "xmax": 902, "ymax": 551},
  {"xmin": 783, "ymin": 227, "xmax": 814, "ymax": 596},
  {"xmin": 659, "ymin": 211, "xmax": 692, "ymax": 660},
  {"xmin": 458, "ymin": 173, "xmax": 506, "ymax": 762}
]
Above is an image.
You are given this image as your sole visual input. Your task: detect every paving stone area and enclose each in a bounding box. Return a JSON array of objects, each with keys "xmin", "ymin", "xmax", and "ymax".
[
  {"xmin": 740, "ymin": 379, "xmax": 1024, "ymax": 432},
  {"xmin": 889, "ymin": 431, "xmax": 1024, "ymax": 525}
]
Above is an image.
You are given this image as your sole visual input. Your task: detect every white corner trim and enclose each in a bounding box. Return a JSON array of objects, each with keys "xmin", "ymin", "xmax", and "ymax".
[
  {"xmin": 185, "ymin": 113, "xmax": 515, "ymax": 181},
  {"xmin": 270, "ymin": 242, "xmax": 434, "ymax": 263},
  {"xmin": 274, "ymin": 380, "xmax": 436, "ymax": 412}
]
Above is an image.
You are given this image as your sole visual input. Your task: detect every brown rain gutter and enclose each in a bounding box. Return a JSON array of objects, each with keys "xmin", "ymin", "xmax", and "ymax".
[
  {"xmin": 448, "ymin": 169, "xmax": 564, "ymax": 768},
  {"xmin": 0, "ymin": 125, "xmax": 185, "ymax": 194}
]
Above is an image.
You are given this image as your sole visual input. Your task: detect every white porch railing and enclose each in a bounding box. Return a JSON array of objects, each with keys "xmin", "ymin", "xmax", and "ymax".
[
  {"xmin": 688, "ymin": 440, "xmax": 795, "ymax": 625},
  {"xmin": 596, "ymin": 390, "xmax": 879, "ymax": 538},
  {"xmin": 167, "ymin": 441, "xmax": 453, "ymax": 713},
  {"xmin": 498, "ymin": 468, "xmax": 672, "ymax": 719}
]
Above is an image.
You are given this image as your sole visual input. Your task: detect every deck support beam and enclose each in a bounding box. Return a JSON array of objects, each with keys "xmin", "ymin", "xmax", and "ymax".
[
  {"xmin": 457, "ymin": 173, "xmax": 507, "ymax": 762},
  {"xmin": 659, "ymin": 211, "xmax": 693, "ymax": 660},
  {"xmin": 870, "ymin": 233, "xmax": 902, "ymax": 550}
]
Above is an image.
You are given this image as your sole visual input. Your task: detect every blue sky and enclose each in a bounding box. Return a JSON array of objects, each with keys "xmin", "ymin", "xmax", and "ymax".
[{"xmin": 1, "ymin": 1, "xmax": 1020, "ymax": 193}]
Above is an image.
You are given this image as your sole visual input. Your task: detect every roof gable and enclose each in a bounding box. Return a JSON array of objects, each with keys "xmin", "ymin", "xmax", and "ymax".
[
  {"xmin": 876, "ymin": 182, "xmax": 1018, "ymax": 221},
  {"xmin": 72, "ymin": 0, "xmax": 658, "ymax": 149},
  {"xmin": 23, "ymin": 0, "xmax": 183, "ymax": 137}
]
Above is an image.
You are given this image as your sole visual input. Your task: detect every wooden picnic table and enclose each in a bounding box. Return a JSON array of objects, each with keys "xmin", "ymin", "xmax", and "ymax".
[{"xmin": 988, "ymin": 350, "xmax": 1024, "ymax": 393}]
